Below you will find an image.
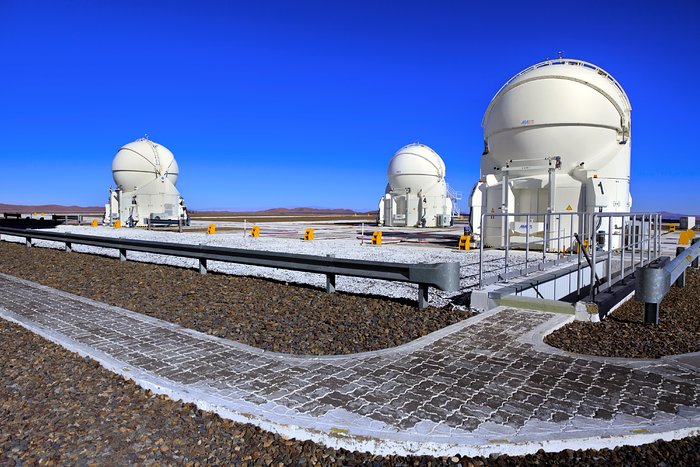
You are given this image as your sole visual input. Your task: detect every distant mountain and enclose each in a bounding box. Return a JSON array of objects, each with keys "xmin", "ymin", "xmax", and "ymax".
[
  {"xmin": 190, "ymin": 207, "xmax": 369, "ymax": 215},
  {"xmin": 256, "ymin": 207, "xmax": 357, "ymax": 215},
  {"xmin": 0, "ymin": 203, "xmax": 103, "ymax": 214},
  {"xmin": 658, "ymin": 211, "xmax": 699, "ymax": 221}
]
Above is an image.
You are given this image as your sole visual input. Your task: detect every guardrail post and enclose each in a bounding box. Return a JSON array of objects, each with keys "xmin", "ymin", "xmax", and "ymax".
[
  {"xmin": 693, "ymin": 238, "xmax": 700, "ymax": 268},
  {"xmin": 675, "ymin": 247, "xmax": 686, "ymax": 288},
  {"xmin": 65, "ymin": 242, "xmax": 72, "ymax": 253},
  {"xmin": 199, "ymin": 258, "xmax": 207, "ymax": 275},
  {"xmin": 119, "ymin": 248, "xmax": 127, "ymax": 261},
  {"xmin": 325, "ymin": 254, "xmax": 336, "ymax": 293},
  {"xmin": 637, "ymin": 263, "xmax": 668, "ymax": 325},
  {"xmin": 644, "ymin": 302, "xmax": 659, "ymax": 325},
  {"xmin": 25, "ymin": 237, "xmax": 31, "ymax": 248},
  {"xmin": 418, "ymin": 284, "xmax": 429, "ymax": 309}
]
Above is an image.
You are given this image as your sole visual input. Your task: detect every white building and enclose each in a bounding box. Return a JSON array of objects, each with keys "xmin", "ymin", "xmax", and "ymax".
[
  {"xmin": 104, "ymin": 138, "xmax": 188, "ymax": 227},
  {"xmin": 469, "ymin": 58, "xmax": 632, "ymax": 249},
  {"xmin": 378, "ymin": 143, "xmax": 458, "ymax": 228}
]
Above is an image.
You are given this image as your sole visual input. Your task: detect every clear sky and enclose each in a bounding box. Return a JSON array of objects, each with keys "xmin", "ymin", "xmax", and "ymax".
[{"xmin": 0, "ymin": 0, "xmax": 698, "ymax": 213}]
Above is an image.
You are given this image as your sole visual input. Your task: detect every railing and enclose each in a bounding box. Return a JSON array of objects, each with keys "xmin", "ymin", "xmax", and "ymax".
[
  {"xmin": 477, "ymin": 211, "xmax": 662, "ymax": 302},
  {"xmin": 636, "ymin": 238, "xmax": 699, "ymax": 324},
  {"xmin": 587, "ymin": 212, "xmax": 662, "ymax": 301},
  {"xmin": 0, "ymin": 227, "xmax": 460, "ymax": 309}
]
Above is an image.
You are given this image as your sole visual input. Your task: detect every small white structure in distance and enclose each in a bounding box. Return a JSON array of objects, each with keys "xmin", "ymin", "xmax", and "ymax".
[
  {"xmin": 104, "ymin": 138, "xmax": 189, "ymax": 227},
  {"xmin": 378, "ymin": 143, "xmax": 459, "ymax": 228},
  {"xmin": 469, "ymin": 58, "xmax": 632, "ymax": 249}
]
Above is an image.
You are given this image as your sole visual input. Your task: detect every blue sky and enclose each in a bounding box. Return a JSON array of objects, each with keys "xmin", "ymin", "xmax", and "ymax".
[{"xmin": 0, "ymin": 0, "xmax": 698, "ymax": 213}]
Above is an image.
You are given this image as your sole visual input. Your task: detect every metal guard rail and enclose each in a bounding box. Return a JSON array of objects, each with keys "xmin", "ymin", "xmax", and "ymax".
[
  {"xmin": 0, "ymin": 227, "xmax": 460, "ymax": 309},
  {"xmin": 635, "ymin": 238, "xmax": 700, "ymax": 324}
]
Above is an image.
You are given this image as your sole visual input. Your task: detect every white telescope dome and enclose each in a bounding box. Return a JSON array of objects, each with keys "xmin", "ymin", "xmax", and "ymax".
[
  {"xmin": 482, "ymin": 59, "xmax": 631, "ymax": 174},
  {"xmin": 112, "ymin": 138, "xmax": 179, "ymax": 191},
  {"xmin": 387, "ymin": 143, "xmax": 446, "ymax": 193}
]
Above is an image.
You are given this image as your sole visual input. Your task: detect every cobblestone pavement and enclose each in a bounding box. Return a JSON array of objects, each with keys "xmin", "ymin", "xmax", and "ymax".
[{"xmin": 0, "ymin": 272, "xmax": 698, "ymax": 457}]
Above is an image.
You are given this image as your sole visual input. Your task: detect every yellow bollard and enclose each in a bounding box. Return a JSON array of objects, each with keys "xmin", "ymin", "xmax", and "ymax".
[
  {"xmin": 678, "ymin": 229, "xmax": 695, "ymax": 245},
  {"xmin": 458, "ymin": 235, "xmax": 471, "ymax": 250},
  {"xmin": 114, "ymin": 220, "xmax": 121, "ymax": 228},
  {"xmin": 91, "ymin": 219, "xmax": 98, "ymax": 227},
  {"xmin": 251, "ymin": 226, "xmax": 260, "ymax": 237},
  {"xmin": 372, "ymin": 231, "xmax": 382, "ymax": 245},
  {"xmin": 669, "ymin": 224, "xmax": 676, "ymax": 232},
  {"xmin": 304, "ymin": 228, "xmax": 314, "ymax": 240},
  {"xmin": 207, "ymin": 224, "xmax": 216, "ymax": 235}
]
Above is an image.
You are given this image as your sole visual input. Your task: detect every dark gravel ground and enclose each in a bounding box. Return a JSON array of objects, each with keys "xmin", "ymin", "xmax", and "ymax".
[
  {"xmin": 1, "ymin": 240, "xmax": 699, "ymax": 464},
  {"xmin": 546, "ymin": 268, "xmax": 700, "ymax": 358},
  {"xmin": 0, "ymin": 241, "xmax": 473, "ymax": 356},
  {"xmin": 2, "ymin": 318, "xmax": 699, "ymax": 466}
]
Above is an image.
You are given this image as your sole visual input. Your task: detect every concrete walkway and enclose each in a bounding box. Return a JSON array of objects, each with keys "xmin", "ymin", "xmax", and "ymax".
[{"xmin": 0, "ymin": 272, "xmax": 698, "ymax": 457}]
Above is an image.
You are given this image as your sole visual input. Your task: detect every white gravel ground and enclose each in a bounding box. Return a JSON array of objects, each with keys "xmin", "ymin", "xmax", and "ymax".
[{"xmin": 0, "ymin": 225, "xmax": 551, "ymax": 307}]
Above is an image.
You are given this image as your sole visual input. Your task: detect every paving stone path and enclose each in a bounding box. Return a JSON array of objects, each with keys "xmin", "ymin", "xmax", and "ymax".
[{"xmin": 0, "ymin": 272, "xmax": 698, "ymax": 457}]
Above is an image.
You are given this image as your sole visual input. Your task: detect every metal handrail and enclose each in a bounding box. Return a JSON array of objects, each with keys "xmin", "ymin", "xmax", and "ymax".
[
  {"xmin": 477, "ymin": 211, "xmax": 662, "ymax": 295},
  {"xmin": 0, "ymin": 227, "xmax": 460, "ymax": 309},
  {"xmin": 636, "ymin": 238, "xmax": 699, "ymax": 324}
]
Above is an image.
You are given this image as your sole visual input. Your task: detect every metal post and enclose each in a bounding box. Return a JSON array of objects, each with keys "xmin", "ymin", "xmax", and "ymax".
[
  {"xmin": 590, "ymin": 214, "xmax": 597, "ymax": 301},
  {"xmin": 644, "ymin": 302, "xmax": 659, "ymax": 325},
  {"xmin": 576, "ymin": 214, "xmax": 583, "ymax": 298},
  {"xmin": 557, "ymin": 213, "xmax": 562, "ymax": 259},
  {"xmin": 326, "ymin": 274, "xmax": 336, "ymax": 293},
  {"xmin": 26, "ymin": 237, "xmax": 31, "ymax": 248},
  {"xmin": 607, "ymin": 216, "xmax": 613, "ymax": 288},
  {"xmin": 504, "ymin": 213, "xmax": 510, "ymax": 276},
  {"xmin": 693, "ymin": 238, "xmax": 700, "ymax": 268},
  {"xmin": 547, "ymin": 164, "xmax": 556, "ymax": 215},
  {"xmin": 418, "ymin": 284, "xmax": 429, "ymax": 309},
  {"xmin": 620, "ymin": 215, "xmax": 626, "ymax": 279},
  {"xmin": 479, "ymin": 213, "xmax": 485, "ymax": 288},
  {"xmin": 119, "ymin": 248, "xmax": 127, "ymax": 261},
  {"xmin": 675, "ymin": 247, "xmax": 686, "ymax": 287},
  {"xmin": 646, "ymin": 214, "xmax": 651, "ymax": 264},
  {"xmin": 326, "ymin": 254, "xmax": 336, "ymax": 293},
  {"xmin": 65, "ymin": 242, "xmax": 72, "ymax": 253},
  {"xmin": 657, "ymin": 214, "xmax": 662, "ymax": 259},
  {"xmin": 543, "ymin": 213, "xmax": 548, "ymax": 264},
  {"xmin": 502, "ymin": 172, "xmax": 509, "ymax": 250},
  {"xmin": 631, "ymin": 214, "xmax": 636, "ymax": 270},
  {"xmin": 525, "ymin": 214, "xmax": 530, "ymax": 268},
  {"xmin": 569, "ymin": 214, "xmax": 574, "ymax": 259},
  {"xmin": 640, "ymin": 214, "xmax": 646, "ymax": 266},
  {"xmin": 199, "ymin": 258, "xmax": 207, "ymax": 275}
]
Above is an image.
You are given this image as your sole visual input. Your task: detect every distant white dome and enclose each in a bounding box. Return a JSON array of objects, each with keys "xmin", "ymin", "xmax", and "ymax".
[
  {"xmin": 112, "ymin": 138, "xmax": 179, "ymax": 191},
  {"xmin": 387, "ymin": 143, "xmax": 446, "ymax": 193}
]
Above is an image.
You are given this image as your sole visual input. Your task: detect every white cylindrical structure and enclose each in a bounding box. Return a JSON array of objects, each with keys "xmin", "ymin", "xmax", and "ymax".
[
  {"xmin": 469, "ymin": 58, "xmax": 632, "ymax": 249},
  {"xmin": 104, "ymin": 138, "xmax": 188, "ymax": 227},
  {"xmin": 378, "ymin": 143, "xmax": 455, "ymax": 228}
]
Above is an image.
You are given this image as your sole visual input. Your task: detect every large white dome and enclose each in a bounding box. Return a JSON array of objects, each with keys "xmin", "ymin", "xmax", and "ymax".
[
  {"xmin": 112, "ymin": 138, "xmax": 179, "ymax": 191},
  {"xmin": 387, "ymin": 143, "xmax": 446, "ymax": 193},
  {"xmin": 482, "ymin": 59, "xmax": 631, "ymax": 174}
]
